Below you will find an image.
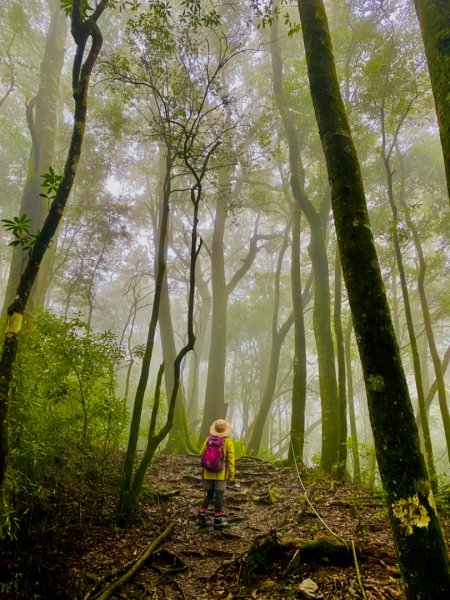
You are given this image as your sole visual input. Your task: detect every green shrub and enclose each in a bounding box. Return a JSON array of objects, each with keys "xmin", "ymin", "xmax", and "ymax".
[{"xmin": 8, "ymin": 311, "xmax": 127, "ymax": 514}]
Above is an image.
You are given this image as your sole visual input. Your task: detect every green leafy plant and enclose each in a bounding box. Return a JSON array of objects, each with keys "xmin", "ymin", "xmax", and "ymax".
[
  {"xmin": 1, "ymin": 214, "xmax": 37, "ymax": 253},
  {"xmin": 39, "ymin": 166, "xmax": 63, "ymax": 206}
]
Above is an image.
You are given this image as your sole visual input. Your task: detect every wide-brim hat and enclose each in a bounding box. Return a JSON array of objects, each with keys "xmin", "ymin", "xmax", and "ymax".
[{"xmin": 210, "ymin": 419, "xmax": 232, "ymax": 437}]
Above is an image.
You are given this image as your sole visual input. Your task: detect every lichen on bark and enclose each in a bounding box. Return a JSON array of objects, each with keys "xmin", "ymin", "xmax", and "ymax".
[{"xmin": 392, "ymin": 495, "xmax": 430, "ymax": 535}]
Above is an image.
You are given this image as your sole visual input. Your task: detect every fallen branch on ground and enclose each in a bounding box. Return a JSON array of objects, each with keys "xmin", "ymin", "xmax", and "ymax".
[{"xmin": 87, "ymin": 521, "xmax": 176, "ymax": 600}]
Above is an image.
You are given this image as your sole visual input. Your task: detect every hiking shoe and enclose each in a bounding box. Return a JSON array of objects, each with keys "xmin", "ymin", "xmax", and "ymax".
[
  {"xmin": 214, "ymin": 516, "xmax": 230, "ymax": 530},
  {"xmin": 197, "ymin": 513, "xmax": 209, "ymax": 528}
]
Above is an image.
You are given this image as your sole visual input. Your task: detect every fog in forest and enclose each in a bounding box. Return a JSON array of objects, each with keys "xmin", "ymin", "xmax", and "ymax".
[{"xmin": 1, "ymin": 1, "xmax": 450, "ymax": 597}]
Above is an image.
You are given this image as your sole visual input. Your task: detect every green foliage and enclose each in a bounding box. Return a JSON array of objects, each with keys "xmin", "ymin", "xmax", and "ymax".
[
  {"xmin": 250, "ymin": 0, "xmax": 301, "ymax": 38},
  {"xmin": 1, "ymin": 167, "xmax": 63, "ymax": 254},
  {"xmin": 60, "ymin": 0, "xmax": 93, "ymax": 18},
  {"xmin": 6, "ymin": 311, "xmax": 127, "ymax": 531},
  {"xmin": 1, "ymin": 214, "xmax": 37, "ymax": 253},
  {"xmin": 40, "ymin": 165, "xmax": 63, "ymax": 202}
]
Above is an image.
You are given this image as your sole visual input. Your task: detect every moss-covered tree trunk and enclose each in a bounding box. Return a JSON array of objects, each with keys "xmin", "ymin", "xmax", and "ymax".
[
  {"xmin": 413, "ymin": 0, "xmax": 450, "ymax": 200},
  {"xmin": 297, "ymin": 1, "xmax": 450, "ymax": 597},
  {"xmin": 2, "ymin": 0, "xmax": 67, "ymax": 313},
  {"xmin": 288, "ymin": 198, "xmax": 307, "ymax": 464},
  {"xmin": 334, "ymin": 252, "xmax": 347, "ymax": 480},
  {"xmin": 0, "ymin": 0, "xmax": 108, "ymax": 508},
  {"xmin": 270, "ymin": 11, "xmax": 339, "ymax": 471}
]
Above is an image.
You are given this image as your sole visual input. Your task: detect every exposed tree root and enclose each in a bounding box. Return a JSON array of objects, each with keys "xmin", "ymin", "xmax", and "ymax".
[{"xmin": 241, "ymin": 530, "xmax": 357, "ymax": 583}]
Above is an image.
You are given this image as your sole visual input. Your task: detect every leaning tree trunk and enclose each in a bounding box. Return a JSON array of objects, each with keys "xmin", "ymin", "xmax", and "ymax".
[
  {"xmin": 270, "ymin": 12, "xmax": 339, "ymax": 471},
  {"xmin": 297, "ymin": 1, "xmax": 450, "ymax": 597},
  {"xmin": 0, "ymin": 0, "xmax": 109, "ymax": 508},
  {"xmin": 413, "ymin": 0, "xmax": 450, "ymax": 200},
  {"xmin": 2, "ymin": 0, "xmax": 67, "ymax": 313}
]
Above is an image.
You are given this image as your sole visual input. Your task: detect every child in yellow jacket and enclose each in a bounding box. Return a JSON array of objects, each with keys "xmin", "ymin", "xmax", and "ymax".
[{"xmin": 198, "ymin": 419, "xmax": 235, "ymax": 529}]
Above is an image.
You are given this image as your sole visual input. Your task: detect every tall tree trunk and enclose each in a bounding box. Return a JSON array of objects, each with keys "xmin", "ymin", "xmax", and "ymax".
[
  {"xmin": 186, "ymin": 259, "xmax": 211, "ymax": 427},
  {"xmin": 288, "ymin": 199, "xmax": 307, "ymax": 464},
  {"xmin": 247, "ymin": 224, "xmax": 294, "ymax": 456},
  {"xmin": 159, "ymin": 268, "xmax": 194, "ymax": 454},
  {"xmin": 344, "ymin": 317, "xmax": 361, "ymax": 484},
  {"xmin": 396, "ymin": 142, "xmax": 450, "ymax": 461},
  {"xmin": 2, "ymin": 0, "xmax": 67, "ymax": 313},
  {"xmin": 334, "ymin": 251, "xmax": 347, "ymax": 479},
  {"xmin": 154, "ymin": 152, "xmax": 194, "ymax": 455},
  {"xmin": 297, "ymin": 1, "xmax": 450, "ymax": 597},
  {"xmin": 119, "ymin": 149, "xmax": 172, "ymax": 518},
  {"xmin": 270, "ymin": 11, "xmax": 339, "ymax": 471},
  {"xmin": 0, "ymin": 0, "xmax": 108, "ymax": 509},
  {"xmin": 413, "ymin": 0, "xmax": 450, "ymax": 200},
  {"xmin": 381, "ymin": 118, "xmax": 437, "ymax": 492},
  {"xmin": 200, "ymin": 181, "xmax": 228, "ymax": 438}
]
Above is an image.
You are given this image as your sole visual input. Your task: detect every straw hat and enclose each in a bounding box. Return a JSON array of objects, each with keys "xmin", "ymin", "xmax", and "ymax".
[{"xmin": 210, "ymin": 419, "xmax": 232, "ymax": 437}]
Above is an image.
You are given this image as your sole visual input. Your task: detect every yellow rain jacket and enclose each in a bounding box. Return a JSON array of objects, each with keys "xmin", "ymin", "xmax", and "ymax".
[{"xmin": 200, "ymin": 436, "xmax": 235, "ymax": 481}]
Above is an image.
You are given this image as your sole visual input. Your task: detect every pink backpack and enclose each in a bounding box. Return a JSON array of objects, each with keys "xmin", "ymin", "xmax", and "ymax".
[{"xmin": 201, "ymin": 435, "xmax": 226, "ymax": 472}]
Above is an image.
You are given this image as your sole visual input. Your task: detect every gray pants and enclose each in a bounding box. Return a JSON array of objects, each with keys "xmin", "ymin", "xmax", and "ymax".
[{"xmin": 201, "ymin": 479, "xmax": 226, "ymax": 513}]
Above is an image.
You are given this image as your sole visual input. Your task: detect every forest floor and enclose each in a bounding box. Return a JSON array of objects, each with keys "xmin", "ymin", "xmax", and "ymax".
[{"xmin": 3, "ymin": 454, "xmax": 450, "ymax": 599}]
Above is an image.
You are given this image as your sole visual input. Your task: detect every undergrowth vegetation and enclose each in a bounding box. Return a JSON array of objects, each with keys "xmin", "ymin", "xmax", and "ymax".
[{"xmin": 3, "ymin": 310, "xmax": 127, "ymax": 539}]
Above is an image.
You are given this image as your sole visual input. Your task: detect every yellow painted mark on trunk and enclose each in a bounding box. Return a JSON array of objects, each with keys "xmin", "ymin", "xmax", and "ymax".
[
  {"xmin": 392, "ymin": 495, "xmax": 430, "ymax": 535},
  {"xmin": 6, "ymin": 312, "xmax": 23, "ymax": 334}
]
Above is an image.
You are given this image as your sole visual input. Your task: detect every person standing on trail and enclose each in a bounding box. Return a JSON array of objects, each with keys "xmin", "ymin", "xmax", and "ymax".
[{"xmin": 197, "ymin": 419, "xmax": 235, "ymax": 529}]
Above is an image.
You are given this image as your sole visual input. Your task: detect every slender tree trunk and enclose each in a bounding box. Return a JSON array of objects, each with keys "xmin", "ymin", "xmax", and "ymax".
[
  {"xmin": 270, "ymin": 11, "xmax": 339, "ymax": 471},
  {"xmin": 119, "ymin": 150, "xmax": 171, "ymax": 517},
  {"xmin": 396, "ymin": 142, "xmax": 450, "ymax": 461},
  {"xmin": 334, "ymin": 251, "xmax": 347, "ymax": 479},
  {"xmin": 344, "ymin": 318, "xmax": 361, "ymax": 484},
  {"xmin": 247, "ymin": 225, "xmax": 294, "ymax": 455},
  {"xmin": 297, "ymin": 1, "xmax": 450, "ymax": 596},
  {"xmin": 381, "ymin": 125, "xmax": 437, "ymax": 492},
  {"xmin": 288, "ymin": 200, "xmax": 307, "ymax": 464},
  {"xmin": 2, "ymin": 0, "xmax": 67, "ymax": 313},
  {"xmin": 0, "ymin": 0, "xmax": 108, "ymax": 507},
  {"xmin": 413, "ymin": 0, "xmax": 450, "ymax": 200},
  {"xmin": 186, "ymin": 260, "xmax": 211, "ymax": 426}
]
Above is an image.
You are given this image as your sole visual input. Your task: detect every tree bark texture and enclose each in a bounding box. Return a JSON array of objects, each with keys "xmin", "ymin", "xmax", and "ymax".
[
  {"xmin": 413, "ymin": 0, "xmax": 450, "ymax": 200},
  {"xmin": 297, "ymin": 1, "xmax": 450, "ymax": 597}
]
